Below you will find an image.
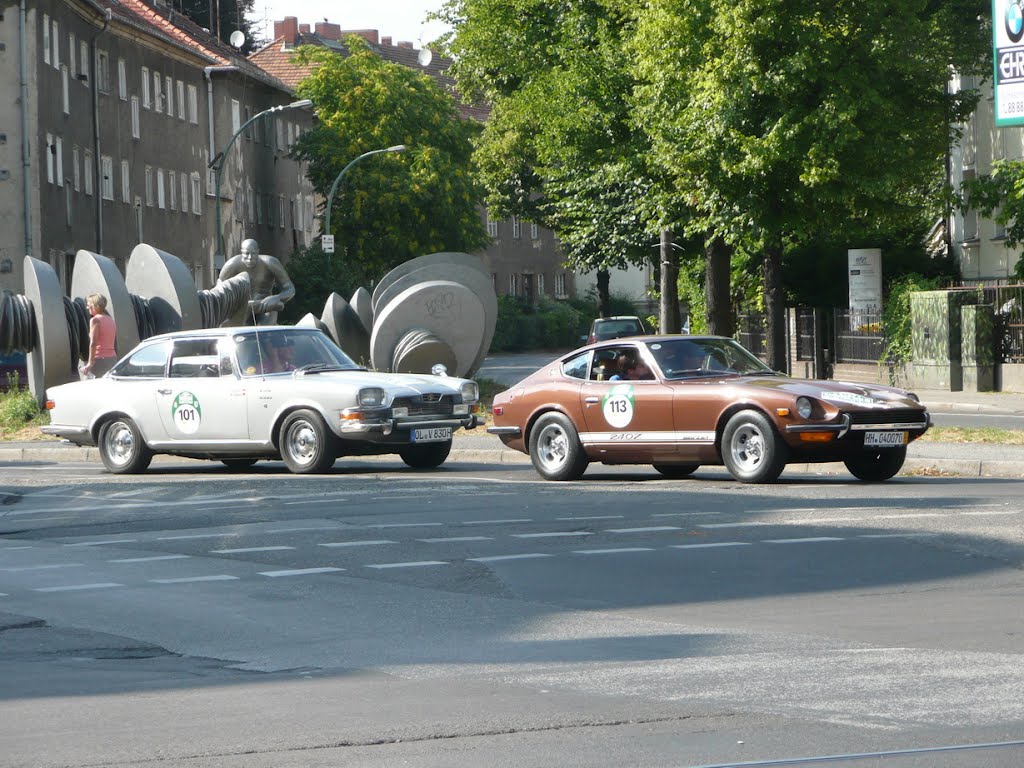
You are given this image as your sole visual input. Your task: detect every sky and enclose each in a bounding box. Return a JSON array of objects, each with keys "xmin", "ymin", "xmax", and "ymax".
[{"xmin": 250, "ymin": 0, "xmax": 451, "ymax": 49}]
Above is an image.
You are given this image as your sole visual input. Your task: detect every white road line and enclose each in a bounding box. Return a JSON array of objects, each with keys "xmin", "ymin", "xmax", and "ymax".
[
  {"xmin": 961, "ymin": 510, "xmax": 1021, "ymax": 516},
  {"xmin": 417, "ymin": 536, "xmax": 494, "ymax": 543},
  {"xmin": 157, "ymin": 533, "xmax": 237, "ymax": 541},
  {"xmin": 210, "ymin": 546, "xmax": 295, "ymax": 554},
  {"xmin": 870, "ymin": 513, "xmax": 943, "ymax": 520},
  {"xmin": 469, "ymin": 553, "xmax": 552, "ymax": 562},
  {"xmin": 35, "ymin": 582, "xmax": 123, "ymax": 592},
  {"xmin": 366, "ymin": 561, "xmax": 448, "ymax": 569},
  {"xmin": 266, "ymin": 526, "xmax": 343, "ymax": 533},
  {"xmin": 464, "ymin": 518, "xmax": 533, "ymax": 525},
  {"xmin": 764, "ymin": 537, "xmax": 844, "ymax": 544},
  {"xmin": 513, "ymin": 531, "xmax": 593, "ymax": 538},
  {"xmin": 651, "ymin": 512, "xmax": 720, "ymax": 517},
  {"xmin": 108, "ymin": 555, "xmax": 191, "ymax": 563},
  {"xmin": 783, "ymin": 517, "xmax": 858, "ymax": 524},
  {"xmin": 606, "ymin": 526, "xmax": 681, "ymax": 533},
  {"xmin": 1, "ymin": 546, "xmax": 34, "ymax": 550},
  {"xmin": 858, "ymin": 533, "xmax": 940, "ymax": 539},
  {"xmin": 63, "ymin": 539, "xmax": 138, "ymax": 547},
  {"xmin": 319, "ymin": 540, "xmax": 396, "ymax": 548},
  {"xmin": 698, "ymin": 522, "xmax": 770, "ymax": 529},
  {"xmin": 284, "ymin": 498, "xmax": 348, "ymax": 506},
  {"xmin": 0, "ymin": 593, "xmax": 7, "ymax": 596},
  {"xmin": 365, "ymin": 523, "xmax": 445, "ymax": 529},
  {"xmin": 671, "ymin": 542, "xmax": 751, "ymax": 549},
  {"xmin": 150, "ymin": 575, "xmax": 239, "ymax": 583},
  {"xmin": 573, "ymin": 548, "xmax": 654, "ymax": 555},
  {"xmin": 556, "ymin": 515, "xmax": 624, "ymax": 521},
  {"xmin": 259, "ymin": 567, "xmax": 344, "ymax": 577},
  {"xmin": 1, "ymin": 563, "xmax": 84, "ymax": 572}
]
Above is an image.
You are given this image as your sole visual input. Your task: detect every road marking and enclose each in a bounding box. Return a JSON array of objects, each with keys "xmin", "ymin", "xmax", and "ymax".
[
  {"xmin": 513, "ymin": 531, "xmax": 592, "ymax": 538},
  {"xmin": 266, "ymin": 525, "xmax": 343, "ymax": 533},
  {"xmin": 157, "ymin": 533, "xmax": 236, "ymax": 541},
  {"xmin": 764, "ymin": 537, "xmax": 844, "ymax": 544},
  {"xmin": 1, "ymin": 563, "xmax": 84, "ymax": 572},
  {"xmin": 556, "ymin": 515, "xmax": 623, "ymax": 521},
  {"xmin": 284, "ymin": 498, "xmax": 349, "ymax": 506},
  {"xmin": 259, "ymin": 567, "xmax": 344, "ymax": 577},
  {"xmin": 469, "ymin": 553, "xmax": 552, "ymax": 562},
  {"xmin": 417, "ymin": 536, "xmax": 494, "ymax": 543},
  {"xmin": 63, "ymin": 539, "xmax": 138, "ymax": 547},
  {"xmin": 783, "ymin": 517, "xmax": 858, "ymax": 524},
  {"xmin": 366, "ymin": 561, "xmax": 448, "ymax": 569},
  {"xmin": 108, "ymin": 555, "xmax": 191, "ymax": 563},
  {"xmin": 1, "ymin": 546, "xmax": 34, "ymax": 550},
  {"xmin": 651, "ymin": 512, "xmax": 719, "ymax": 517},
  {"xmin": 319, "ymin": 540, "xmax": 396, "ymax": 548},
  {"xmin": 605, "ymin": 526, "xmax": 681, "ymax": 533},
  {"xmin": 858, "ymin": 533, "xmax": 940, "ymax": 539},
  {"xmin": 699, "ymin": 522, "xmax": 770, "ymax": 529},
  {"xmin": 671, "ymin": 542, "xmax": 751, "ymax": 549},
  {"xmin": 210, "ymin": 546, "xmax": 295, "ymax": 554},
  {"xmin": 464, "ymin": 518, "xmax": 533, "ymax": 525},
  {"xmin": 365, "ymin": 523, "xmax": 444, "ymax": 529},
  {"xmin": 35, "ymin": 582, "xmax": 123, "ymax": 592},
  {"xmin": 573, "ymin": 547, "xmax": 654, "ymax": 555},
  {"xmin": 961, "ymin": 510, "xmax": 1021, "ymax": 516},
  {"xmin": 870, "ymin": 513, "xmax": 943, "ymax": 520},
  {"xmin": 150, "ymin": 575, "xmax": 239, "ymax": 583}
]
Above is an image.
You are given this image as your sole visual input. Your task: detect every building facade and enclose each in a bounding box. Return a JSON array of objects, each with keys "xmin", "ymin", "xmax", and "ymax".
[{"xmin": 1, "ymin": 0, "xmax": 313, "ymax": 297}]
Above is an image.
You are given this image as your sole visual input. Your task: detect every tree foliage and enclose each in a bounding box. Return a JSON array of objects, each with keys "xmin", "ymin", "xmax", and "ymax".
[
  {"xmin": 961, "ymin": 159, "xmax": 1024, "ymax": 277},
  {"xmin": 290, "ymin": 37, "xmax": 489, "ymax": 289},
  {"xmin": 180, "ymin": 0, "xmax": 260, "ymax": 52}
]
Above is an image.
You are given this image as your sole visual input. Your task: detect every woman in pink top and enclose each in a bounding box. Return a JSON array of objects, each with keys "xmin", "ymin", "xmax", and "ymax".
[{"xmin": 82, "ymin": 293, "xmax": 118, "ymax": 378}]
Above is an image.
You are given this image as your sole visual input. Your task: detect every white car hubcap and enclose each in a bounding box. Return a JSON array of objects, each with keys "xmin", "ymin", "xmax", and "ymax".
[
  {"xmin": 288, "ymin": 422, "xmax": 318, "ymax": 464},
  {"xmin": 106, "ymin": 423, "xmax": 134, "ymax": 466}
]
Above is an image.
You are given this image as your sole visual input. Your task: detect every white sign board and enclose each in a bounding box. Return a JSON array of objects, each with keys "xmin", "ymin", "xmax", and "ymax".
[
  {"xmin": 848, "ymin": 248, "xmax": 882, "ymax": 323},
  {"xmin": 321, "ymin": 234, "xmax": 335, "ymax": 254},
  {"xmin": 994, "ymin": 0, "xmax": 1024, "ymax": 126}
]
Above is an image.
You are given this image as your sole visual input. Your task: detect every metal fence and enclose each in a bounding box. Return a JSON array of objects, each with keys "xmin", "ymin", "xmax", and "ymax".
[
  {"xmin": 978, "ymin": 285, "xmax": 1024, "ymax": 364},
  {"xmin": 736, "ymin": 314, "xmax": 767, "ymax": 360},
  {"xmin": 834, "ymin": 310, "xmax": 884, "ymax": 364}
]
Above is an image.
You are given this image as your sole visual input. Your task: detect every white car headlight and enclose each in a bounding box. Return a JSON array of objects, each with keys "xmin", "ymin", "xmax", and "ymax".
[
  {"xmin": 795, "ymin": 396, "xmax": 814, "ymax": 419},
  {"xmin": 358, "ymin": 387, "xmax": 386, "ymax": 407},
  {"xmin": 461, "ymin": 381, "xmax": 479, "ymax": 403}
]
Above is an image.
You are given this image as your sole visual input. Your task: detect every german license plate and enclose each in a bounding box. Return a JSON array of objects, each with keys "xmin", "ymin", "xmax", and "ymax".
[
  {"xmin": 412, "ymin": 427, "xmax": 452, "ymax": 443},
  {"xmin": 864, "ymin": 431, "xmax": 907, "ymax": 447}
]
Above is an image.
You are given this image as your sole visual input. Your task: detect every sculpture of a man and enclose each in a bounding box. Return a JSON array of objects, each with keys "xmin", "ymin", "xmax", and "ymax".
[{"xmin": 217, "ymin": 239, "xmax": 295, "ymax": 325}]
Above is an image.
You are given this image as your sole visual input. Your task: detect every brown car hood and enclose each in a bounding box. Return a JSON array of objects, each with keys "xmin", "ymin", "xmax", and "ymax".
[{"xmin": 726, "ymin": 375, "xmax": 922, "ymax": 409}]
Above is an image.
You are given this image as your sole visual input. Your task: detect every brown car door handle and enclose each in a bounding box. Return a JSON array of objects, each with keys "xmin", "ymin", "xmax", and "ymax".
[{"xmin": 584, "ymin": 396, "xmax": 600, "ymax": 404}]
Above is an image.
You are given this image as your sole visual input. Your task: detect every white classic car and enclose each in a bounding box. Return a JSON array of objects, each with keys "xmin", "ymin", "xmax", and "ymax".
[{"xmin": 42, "ymin": 326, "xmax": 481, "ymax": 474}]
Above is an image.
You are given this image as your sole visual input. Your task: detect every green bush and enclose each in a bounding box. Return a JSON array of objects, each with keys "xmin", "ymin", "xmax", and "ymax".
[
  {"xmin": 881, "ymin": 273, "xmax": 945, "ymax": 367},
  {"xmin": 490, "ymin": 295, "xmax": 590, "ymax": 352},
  {"xmin": 0, "ymin": 374, "xmax": 46, "ymax": 436}
]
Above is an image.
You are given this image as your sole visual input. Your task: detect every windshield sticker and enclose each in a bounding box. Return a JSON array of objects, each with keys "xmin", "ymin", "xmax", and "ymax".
[
  {"xmin": 821, "ymin": 391, "xmax": 880, "ymax": 407},
  {"xmin": 171, "ymin": 391, "xmax": 202, "ymax": 434},
  {"xmin": 602, "ymin": 384, "xmax": 635, "ymax": 428}
]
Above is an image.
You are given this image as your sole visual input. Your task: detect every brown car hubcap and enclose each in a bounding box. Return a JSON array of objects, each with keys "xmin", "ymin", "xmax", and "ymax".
[
  {"xmin": 536, "ymin": 423, "xmax": 569, "ymax": 472},
  {"xmin": 730, "ymin": 423, "xmax": 765, "ymax": 472}
]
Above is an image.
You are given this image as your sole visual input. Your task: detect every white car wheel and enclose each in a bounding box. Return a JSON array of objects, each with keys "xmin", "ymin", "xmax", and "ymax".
[
  {"xmin": 98, "ymin": 417, "xmax": 153, "ymax": 474},
  {"xmin": 279, "ymin": 409, "xmax": 335, "ymax": 474}
]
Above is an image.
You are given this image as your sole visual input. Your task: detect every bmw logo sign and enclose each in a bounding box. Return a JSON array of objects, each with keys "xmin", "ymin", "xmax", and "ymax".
[{"xmin": 1007, "ymin": 0, "xmax": 1024, "ymax": 43}]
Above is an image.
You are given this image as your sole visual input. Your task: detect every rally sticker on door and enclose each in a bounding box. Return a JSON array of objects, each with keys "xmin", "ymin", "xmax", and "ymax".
[
  {"xmin": 602, "ymin": 384, "xmax": 635, "ymax": 428},
  {"xmin": 171, "ymin": 391, "xmax": 202, "ymax": 434}
]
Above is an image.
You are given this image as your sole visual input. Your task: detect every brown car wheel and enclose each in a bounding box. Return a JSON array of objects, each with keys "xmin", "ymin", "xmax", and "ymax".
[
  {"xmin": 844, "ymin": 447, "xmax": 907, "ymax": 482},
  {"xmin": 529, "ymin": 412, "xmax": 589, "ymax": 481},
  {"xmin": 721, "ymin": 410, "xmax": 787, "ymax": 483}
]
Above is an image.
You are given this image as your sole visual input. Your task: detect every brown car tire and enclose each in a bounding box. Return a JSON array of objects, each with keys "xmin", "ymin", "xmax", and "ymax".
[
  {"xmin": 529, "ymin": 412, "xmax": 589, "ymax": 481},
  {"xmin": 721, "ymin": 410, "xmax": 787, "ymax": 483}
]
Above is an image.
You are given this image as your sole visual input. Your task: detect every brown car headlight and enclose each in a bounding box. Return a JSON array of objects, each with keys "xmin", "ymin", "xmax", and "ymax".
[{"xmin": 795, "ymin": 397, "xmax": 814, "ymax": 419}]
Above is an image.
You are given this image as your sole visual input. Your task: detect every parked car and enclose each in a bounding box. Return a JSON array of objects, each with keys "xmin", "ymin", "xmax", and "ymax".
[
  {"xmin": 586, "ymin": 315, "xmax": 647, "ymax": 344},
  {"xmin": 487, "ymin": 335, "xmax": 930, "ymax": 483},
  {"xmin": 42, "ymin": 326, "xmax": 481, "ymax": 474}
]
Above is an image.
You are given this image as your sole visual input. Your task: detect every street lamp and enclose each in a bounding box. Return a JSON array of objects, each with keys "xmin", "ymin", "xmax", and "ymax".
[
  {"xmin": 210, "ymin": 98, "xmax": 313, "ymax": 260},
  {"xmin": 324, "ymin": 145, "xmax": 407, "ymax": 247}
]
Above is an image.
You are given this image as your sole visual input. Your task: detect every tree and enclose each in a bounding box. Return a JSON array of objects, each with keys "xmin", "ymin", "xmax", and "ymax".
[
  {"xmin": 961, "ymin": 160, "xmax": 1024, "ymax": 277},
  {"xmin": 436, "ymin": 0, "xmax": 685, "ymax": 329},
  {"xmin": 180, "ymin": 0, "xmax": 260, "ymax": 52},
  {"xmin": 632, "ymin": 0, "xmax": 988, "ymax": 369},
  {"xmin": 289, "ymin": 37, "xmax": 489, "ymax": 292}
]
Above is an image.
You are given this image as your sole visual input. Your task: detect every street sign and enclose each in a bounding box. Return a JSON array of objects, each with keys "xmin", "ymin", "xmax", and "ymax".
[{"xmin": 322, "ymin": 234, "xmax": 335, "ymax": 254}]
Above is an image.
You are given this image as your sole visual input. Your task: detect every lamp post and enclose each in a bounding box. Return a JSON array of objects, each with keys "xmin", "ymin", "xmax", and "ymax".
[
  {"xmin": 210, "ymin": 98, "xmax": 313, "ymax": 260},
  {"xmin": 323, "ymin": 145, "xmax": 406, "ymax": 250}
]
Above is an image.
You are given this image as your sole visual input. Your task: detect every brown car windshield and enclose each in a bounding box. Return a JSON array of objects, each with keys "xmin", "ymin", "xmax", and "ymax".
[{"xmin": 645, "ymin": 338, "xmax": 775, "ymax": 380}]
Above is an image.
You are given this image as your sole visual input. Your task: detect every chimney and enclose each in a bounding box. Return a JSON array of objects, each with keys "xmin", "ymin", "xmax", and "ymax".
[
  {"xmin": 314, "ymin": 21, "xmax": 341, "ymax": 40},
  {"xmin": 274, "ymin": 16, "xmax": 299, "ymax": 46},
  {"xmin": 341, "ymin": 29, "xmax": 379, "ymax": 45},
  {"xmin": 397, "ymin": 41, "xmax": 414, "ymax": 50},
  {"xmin": 381, "ymin": 36, "xmax": 392, "ymax": 46},
  {"xmin": 299, "ymin": 23, "xmax": 311, "ymax": 34}
]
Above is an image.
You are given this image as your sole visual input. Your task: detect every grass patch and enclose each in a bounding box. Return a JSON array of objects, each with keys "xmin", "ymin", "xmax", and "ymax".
[
  {"xmin": 0, "ymin": 374, "xmax": 50, "ymax": 439},
  {"xmin": 920, "ymin": 426, "xmax": 1024, "ymax": 445}
]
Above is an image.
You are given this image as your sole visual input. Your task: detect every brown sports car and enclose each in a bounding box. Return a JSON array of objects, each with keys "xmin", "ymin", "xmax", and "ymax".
[{"xmin": 487, "ymin": 336, "xmax": 930, "ymax": 483}]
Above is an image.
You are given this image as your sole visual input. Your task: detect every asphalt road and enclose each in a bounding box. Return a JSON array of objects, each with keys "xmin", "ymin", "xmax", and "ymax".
[{"xmin": 1, "ymin": 459, "xmax": 1023, "ymax": 767}]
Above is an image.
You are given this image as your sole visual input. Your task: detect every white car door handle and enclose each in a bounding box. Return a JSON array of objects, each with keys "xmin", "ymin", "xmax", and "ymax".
[
  {"xmin": 157, "ymin": 388, "xmax": 172, "ymax": 395},
  {"xmin": 585, "ymin": 396, "xmax": 600, "ymax": 404}
]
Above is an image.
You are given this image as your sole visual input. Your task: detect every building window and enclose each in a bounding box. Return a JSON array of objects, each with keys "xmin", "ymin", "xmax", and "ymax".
[
  {"xmin": 156, "ymin": 168, "xmax": 166, "ymax": 209},
  {"xmin": 72, "ymin": 146, "xmax": 80, "ymax": 191},
  {"xmin": 304, "ymin": 197, "xmax": 314, "ymax": 234},
  {"xmin": 180, "ymin": 172, "xmax": 188, "ymax": 216},
  {"xmin": 141, "ymin": 66, "xmax": 150, "ymax": 108},
  {"xmin": 537, "ymin": 273, "xmax": 545, "ymax": 296},
  {"xmin": 164, "ymin": 76, "xmax": 173, "ymax": 118},
  {"xmin": 96, "ymin": 50, "xmax": 109, "ymax": 92},
  {"xmin": 51, "ymin": 19, "xmax": 60, "ymax": 68},
  {"xmin": 69, "ymin": 34, "xmax": 76, "ymax": 78},
  {"xmin": 243, "ymin": 106, "xmax": 252, "ymax": 139},
  {"xmin": 176, "ymin": 80, "xmax": 185, "ymax": 121},
  {"xmin": 531, "ymin": 221, "xmax": 539, "ymax": 239},
  {"xmin": 234, "ymin": 184, "xmax": 244, "ymax": 222},
  {"xmin": 101, "ymin": 155, "xmax": 114, "ymax": 200},
  {"xmin": 152, "ymin": 71, "xmax": 162, "ymax": 113},
  {"xmin": 512, "ymin": 216, "xmax": 521, "ymax": 239},
  {"xmin": 84, "ymin": 149, "xmax": 93, "ymax": 195},
  {"xmin": 55, "ymin": 137, "xmax": 63, "ymax": 188},
  {"xmin": 169, "ymin": 170, "xmax": 177, "ymax": 211},
  {"xmin": 121, "ymin": 160, "xmax": 130, "ymax": 202},
  {"xmin": 247, "ymin": 183, "xmax": 254, "ymax": 222},
  {"xmin": 131, "ymin": 96, "xmax": 140, "ymax": 138},
  {"xmin": 45, "ymin": 134, "xmax": 54, "ymax": 184},
  {"xmin": 486, "ymin": 210, "xmax": 498, "ymax": 238},
  {"xmin": 286, "ymin": 122, "xmax": 294, "ymax": 147},
  {"xmin": 61, "ymin": 66, "xmax": 69, "ymax": 114},
  {"xmin": 135, "ymin": 196, "xmax": 144, "ymax": 241},
  {"xmin": 187, "ymin": 84, "xmax": 198, "ymax": 123},
  {"xmin": 190, "ymin": 173, "xmax": 201, "ymax": 215},
  {"xmin": 231, "ymin": 100, "xmax": 241, "ymax": 133},
  {"xmin": 279, "ymin": 195, "xmax": 285, "ymax": 229},
  {"xmin": 144, "ymin": 165, "xmax": 153, "ymax": 206},
  {"xmin": 118, "ymin": 59, "xmax": 127, "ymax": 100},
  {"xmin": 509, "ymin": 273, "xmax": 517, "ymax": 296},
  {"xmin": 43, "ymin": 15, "xmax": 50, "ymax": 65},
  {"xmin": 79, "ymin": 42, "xmax": 89, "ymax": 86},
  {"xmin": 555, "ymin": 272, "xmax": 567, "ymax": 298}
]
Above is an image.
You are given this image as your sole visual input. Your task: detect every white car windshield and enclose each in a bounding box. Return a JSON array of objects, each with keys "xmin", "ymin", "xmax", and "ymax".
[{"xmin": 234, "ymin": 330, "xmax": 359, "ymax": 377}]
